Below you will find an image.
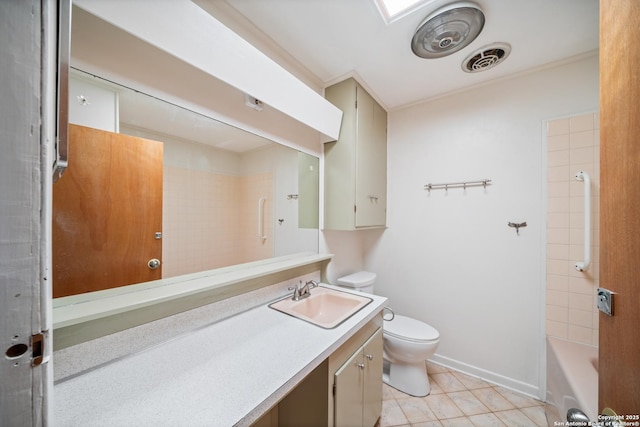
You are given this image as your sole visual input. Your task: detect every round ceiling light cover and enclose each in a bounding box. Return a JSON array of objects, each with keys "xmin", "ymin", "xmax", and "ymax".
[
  {"xmin": 462, "ymin": 43, "xmax": 511, "ymax": 72},
  {"xmin": 411, "ymin": 1, "xmax": 485, "ymax": 59}
]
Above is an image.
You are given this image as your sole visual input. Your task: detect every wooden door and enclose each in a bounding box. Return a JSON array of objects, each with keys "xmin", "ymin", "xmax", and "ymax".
[
  {"xmin": 52, "ymin": 124, "xmax": 163, "ymax": 298},
  {"xmin": 599, "ymin": 0, "xmax": 640, "ymax": 416}
]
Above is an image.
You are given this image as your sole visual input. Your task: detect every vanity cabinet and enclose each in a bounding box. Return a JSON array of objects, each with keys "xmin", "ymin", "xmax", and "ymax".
[
  {"xmin": 328, "ymin": 315, "xmax": 383, "ymax": 427},
  {"xmin": 324, "ymin": 78, "xmax": 387, "ymax": 230},
  {"xmin": 334, "ymin": 328, "xmax": 383, "ymax": 427},
  {"xmin": 251, "ymin": 314, "xmax": 383, "ymax": 427}
]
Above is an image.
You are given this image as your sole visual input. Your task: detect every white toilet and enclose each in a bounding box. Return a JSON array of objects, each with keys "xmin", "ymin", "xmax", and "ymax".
[{"xmin": 337, "ymin": 271, "xmax": 440, "ymax": 397}]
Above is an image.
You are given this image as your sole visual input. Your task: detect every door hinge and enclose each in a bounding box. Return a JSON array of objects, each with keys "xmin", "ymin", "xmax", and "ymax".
[
  {"xmin": 332, "ymin": 383, "xmax": 336, "ymax": 396},
  {"xmin": 31, "ymin": 332, "xmax": 45, "ymax": 367},
  {"xmin": 354, "ymin": 204, "xmax": 357, "ymax": 213}
]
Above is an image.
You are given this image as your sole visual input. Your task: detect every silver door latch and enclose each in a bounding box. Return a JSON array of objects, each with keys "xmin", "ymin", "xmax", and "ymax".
[{"xmin": 597, "ymin": 288, "xmax": 614, "ymax": 316}]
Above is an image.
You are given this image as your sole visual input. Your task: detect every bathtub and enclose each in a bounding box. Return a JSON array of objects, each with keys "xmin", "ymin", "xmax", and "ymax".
[{"xmin": 546, "ymin": 336, "xmax": 598, "ymax": 425}]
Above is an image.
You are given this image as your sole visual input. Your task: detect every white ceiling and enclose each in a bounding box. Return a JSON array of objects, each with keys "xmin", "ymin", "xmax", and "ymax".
[{"xmin": 215, "ymin": 0, "xmax": 599, "ymax": 110}]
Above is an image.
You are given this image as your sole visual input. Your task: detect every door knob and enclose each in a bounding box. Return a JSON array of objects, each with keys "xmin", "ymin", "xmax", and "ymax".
[{"xmin": 147, "ymin": 258, "xmax": 161, "ymax": 270}]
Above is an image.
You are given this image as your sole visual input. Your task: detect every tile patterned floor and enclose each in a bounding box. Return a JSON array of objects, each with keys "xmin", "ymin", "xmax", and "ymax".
[{"xmin": 380, "ymin": 362, "xmax": 547, "ymax": 427}]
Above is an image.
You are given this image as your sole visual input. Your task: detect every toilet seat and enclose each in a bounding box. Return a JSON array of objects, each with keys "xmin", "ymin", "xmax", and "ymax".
[{"xmin": 384, "ymin": 315, "xmax": 439, "ymax": 343}]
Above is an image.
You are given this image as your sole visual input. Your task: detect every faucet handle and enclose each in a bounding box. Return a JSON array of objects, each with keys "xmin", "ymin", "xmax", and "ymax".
[
  {"xmin": 305, "ymin": 279, "xmax": 319, "ymax": 289},
  {"xmin": 288, "ymin": 283, "xmax": 301, "ymax": 301}
]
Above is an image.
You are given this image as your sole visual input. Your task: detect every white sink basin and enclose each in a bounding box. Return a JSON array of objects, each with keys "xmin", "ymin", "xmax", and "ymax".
[{"xmin": 269, "ymin": 286, "xmax": 372, "ymax": 329}]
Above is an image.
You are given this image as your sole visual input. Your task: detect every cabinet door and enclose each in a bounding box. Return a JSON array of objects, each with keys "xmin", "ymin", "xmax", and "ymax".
[
  {"xmin": 324, "ymin": 79, "xmax": 358, "ymax": 230},
  {"xmin": 355, "ymin": 86, "xmax": 387, "ymax": 228},
  {"xmin": 362, "ymin": 329, "xmax": 383, "ymax": 427},
  {"xmin": 334, "ymin": 347, "xmax": 364, "ymax": 427}
]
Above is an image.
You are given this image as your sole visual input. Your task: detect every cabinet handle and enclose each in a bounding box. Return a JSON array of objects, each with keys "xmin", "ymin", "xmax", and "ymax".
[
  {"xmin": 365, "ymin": 354, "xmax": 374, "ymax": 361},
  {"xmin": 356, "ymin": 362, "xmax": 365, "ymax": 370},
  {"xmin": 368, "ymin": 195, "xmax": 379, "ymax": 202}
]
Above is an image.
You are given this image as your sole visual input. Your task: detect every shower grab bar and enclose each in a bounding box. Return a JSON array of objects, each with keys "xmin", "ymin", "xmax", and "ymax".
[
  {"xmin": 424, "ymin": 179, "xmax": 492, "ymax": 192},
  {"xmin": 575, "ymin": 171, "xmax": 591, "ymax": 271},
  {"xmin": 258, "ymin": 197, "xmax": 267, "ymax": 242}
]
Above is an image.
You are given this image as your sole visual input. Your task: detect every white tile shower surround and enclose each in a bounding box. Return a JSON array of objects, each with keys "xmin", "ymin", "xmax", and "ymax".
[{"xmin": 379, "ymin": 362, "xmax": 546, "ymax": 427}]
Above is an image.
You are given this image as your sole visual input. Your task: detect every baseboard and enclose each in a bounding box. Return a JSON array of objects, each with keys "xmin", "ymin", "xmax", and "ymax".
[{"xmin": 429, "ymin": 353, "xmax": 542, "ymax": 401}]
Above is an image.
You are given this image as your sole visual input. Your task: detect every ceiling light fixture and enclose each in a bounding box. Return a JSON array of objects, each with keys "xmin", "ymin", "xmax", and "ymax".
[{"xmin": 411, "ymin": 1, "xmax": 485, "ymax": 59}]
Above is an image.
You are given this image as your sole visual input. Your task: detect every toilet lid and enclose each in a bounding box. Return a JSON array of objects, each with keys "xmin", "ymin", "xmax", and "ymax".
[{"xmin": 384, "ymin": 315, "xmax": 440, "ymax": 342}]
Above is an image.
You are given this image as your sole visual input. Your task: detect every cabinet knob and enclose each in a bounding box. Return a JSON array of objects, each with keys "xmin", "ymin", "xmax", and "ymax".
[
  {"xmin": 368, "ymin": 195, "xmax": 379, "ymax": 202},
  {"xmin": 365, "ymin": 354, "xmax": 374, "ymax": 361},
  {"xmin": 356, "ymin": 362, "xmax": 365, "ymax": 370}
]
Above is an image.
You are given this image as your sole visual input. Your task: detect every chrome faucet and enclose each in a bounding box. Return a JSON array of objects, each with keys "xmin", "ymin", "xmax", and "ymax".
[{"xmin": 288, "ymin": 280, "xmax": 319, "ymax": 301}]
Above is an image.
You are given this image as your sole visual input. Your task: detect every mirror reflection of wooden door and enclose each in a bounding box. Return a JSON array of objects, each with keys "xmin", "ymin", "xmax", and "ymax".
[
  {"xmin": 599, "ymin": 0, "xmax": 640, "ymax": 416},
  {"xmin": 52, "ymin": 124, "xmax": 163, "ymax": 298}
]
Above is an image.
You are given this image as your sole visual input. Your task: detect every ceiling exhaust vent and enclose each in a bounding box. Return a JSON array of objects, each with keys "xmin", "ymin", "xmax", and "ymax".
[
  {"xmin": 411, "ymin": 2, "xmax": 485, "ymax": 59},
  {"xmin": 462, "ymin": 43, "xmax": 511, "ymax": 73}
]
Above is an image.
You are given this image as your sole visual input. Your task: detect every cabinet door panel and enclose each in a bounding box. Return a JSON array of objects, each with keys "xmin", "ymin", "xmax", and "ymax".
[
  {"xmin": 355, "ymin": 87, "xmax": 386, "ymax": 227},
  {"xmin": 324, "ymin": 78, "xmax": 387, "ymax": 230},
  {"xmin": 363, "ymin": 329, "xmax": 383, "ymax": 427},
  {"xmin": 334, "ymin": 348, "xmax": 364, "ymax": 427}
]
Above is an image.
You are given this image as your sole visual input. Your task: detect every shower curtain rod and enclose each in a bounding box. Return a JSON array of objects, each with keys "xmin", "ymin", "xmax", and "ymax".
[{"xmin": 424, "ymin": 179, "xmax": 492, "ymax": 191}]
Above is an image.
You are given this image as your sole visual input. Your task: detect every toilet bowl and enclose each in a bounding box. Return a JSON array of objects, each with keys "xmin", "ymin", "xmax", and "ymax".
[
  {"xmin": 383, "ymin": 314, "xmax": 440, "ymax": 396},
  {"xmin": 336, "ymin": 271, "xmax": 440, "ymax": 397}
]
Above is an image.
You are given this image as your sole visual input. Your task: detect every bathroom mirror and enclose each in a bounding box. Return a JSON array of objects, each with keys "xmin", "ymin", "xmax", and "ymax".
[{"xmin": 52, "ymin": 69, "xmax": 319, "ymax": 299}]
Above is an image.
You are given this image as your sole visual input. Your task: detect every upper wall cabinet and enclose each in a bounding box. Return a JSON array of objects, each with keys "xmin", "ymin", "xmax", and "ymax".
[{"xmin": 324, "ymin": 78, "xmax": 387, "ymax": 230}]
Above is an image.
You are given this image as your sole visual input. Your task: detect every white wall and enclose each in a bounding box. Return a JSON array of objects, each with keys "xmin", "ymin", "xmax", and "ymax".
[
  {"xmin": 69, "ymin": 75, "xmax": 119, "ymax": 132},
  {"xmin": 327, "ymin": 54, "xmax": 599, "ymax": 398},
  {"xmin": 242, "ymin": 144, "xmax": 319, "ymax": 257}
]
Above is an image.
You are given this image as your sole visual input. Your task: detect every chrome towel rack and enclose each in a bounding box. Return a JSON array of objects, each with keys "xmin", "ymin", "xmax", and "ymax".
[{"xmin": 424, "ymin": 179, "xmax": 492, "ymax": 192}]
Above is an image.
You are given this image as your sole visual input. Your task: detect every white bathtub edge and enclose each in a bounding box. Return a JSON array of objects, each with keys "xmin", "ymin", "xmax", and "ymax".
[{"xmin": 546, "ymin": 336, "xmax": 598, "ymax": 423}]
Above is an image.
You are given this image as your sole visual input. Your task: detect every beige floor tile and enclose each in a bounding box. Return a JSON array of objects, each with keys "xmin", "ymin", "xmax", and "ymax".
[
  {"xmin": 383, "ymin": 384, "xmax": 397, "ymax": 400},
  {"xmin": 380, "ymin": 399, "xmax": 410, "ymax": 427},
  {"xmin": 468, "ymin": 412, "xmax": 508, "ymax": 427},
  {"xmin": 470, "ymin": 388, "xmax": 516, "ymax": 412},
  {"xmin": 431, "ymin": 372, "xmax": 467, "ymax": 393},
  {"xmin": 412, "ymin": 421, "xmax": 444, "ymax": 427},
  {"xmin": 385, "ymin": 383, "xmax": 413, "ymax": 400},
  {"xmin": 428, "ymin": 376, "xmax": 445, "ymax": 394},
  {"xmin": 424, "ymin": 394, "xmax": 465, "ymax": 419},
  {"xmin": 520, "ymin": 406, "xmax": 548, "ymax": 426},
  {"xmin": 427, "ymin": 361, "xmax": 450, "ymax": 374},
  {"xmin": 447, "ymin": 391, "xmax": 491, "ymax": 416},
  {"xmin": 440, "ymin": 416, "xmax": 476, "ymax": 426},
  {"xmin": 451, "ymin": 371, "xmax": 492, "ymax": 390},
  {"xmin": 379, "ymin": 365, "xmax": 547, "ymax": 427},
  {"xmin": 494, "ymin": 409, "xmax": 539, "ymax": 426},
  {"xmin": 397, "ymin": 397, "xmax": 438, "ymax": 423},
  {"xmin": 494, "ymin": 386, "xmax": 543, "ymax": 408}
]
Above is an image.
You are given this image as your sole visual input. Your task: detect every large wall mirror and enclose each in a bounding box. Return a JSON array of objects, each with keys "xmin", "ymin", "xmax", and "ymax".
[{"xmin": 52, "ymin": 7, "xmax": 320, "ymax": 303}]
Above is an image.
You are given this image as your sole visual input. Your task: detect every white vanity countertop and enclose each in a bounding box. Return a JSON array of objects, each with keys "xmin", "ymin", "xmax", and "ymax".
[{"xmin": 53, "ymin": 284, "xmax": 387, "ymax": 427}]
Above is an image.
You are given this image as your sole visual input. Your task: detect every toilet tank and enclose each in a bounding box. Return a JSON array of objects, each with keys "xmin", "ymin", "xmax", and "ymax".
[{"xmin": 337, "ymin": 271, "xmax": 376, "ymax": 294}]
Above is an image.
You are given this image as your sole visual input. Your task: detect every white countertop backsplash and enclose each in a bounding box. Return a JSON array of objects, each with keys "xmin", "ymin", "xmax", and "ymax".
[{"xmin": 53, "ymin": 279, "xmax": 387, "ymax": 426}]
